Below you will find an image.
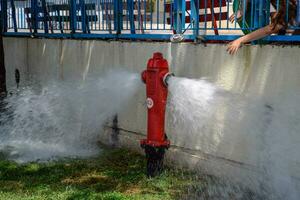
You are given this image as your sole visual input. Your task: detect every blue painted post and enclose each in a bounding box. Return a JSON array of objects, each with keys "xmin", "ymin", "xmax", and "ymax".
[
  {"xmin": 190, "ymin": 0, "xmax": 199, "ymax": 40},
  {"xmin": 297, "ymin": 0, "xmax": 300, "ymax": 25},
  {"xmin": 113, "ymin": 0, "xmax": 122, "ymax": 34},
  {"xmin": 174, "ymin": 0, "xmax": 181, "ymax": 33},
  {"xmin": 31, "ymin": 0, "xmax": 38, "ymax": 33},
  {"xmin": 173, "ymin": 0, "xmax": 185, "ymax": 34},
  {"xmin": 180, "ymin": 0, "xmax": 185, "ymax": 31},
  {"xmin": 265, "ymin": 0, "xmax": 270, "ymax": 25},
  {"xmin": 258, "ymin": 0, "xmax": 266, "ymax": 27},
  {"xmin": 113, "ymin": 0, "xmax": 118, "ymax": 32},
  {"xmin": 80, "ymin": 0, "xmax": 87, "ymax": 33},
  {"xmin": 69, "ymin": 0, "xmax": 77, "ymax": 34},
  {"xmin": 127, "ymin": 0, "xmax": 135, "ymax": 34},
  {"xmin": 1, "ymin": 0, "xmax": 8, "ymax": 33},
  {"xmin": 119, "ymin": 0, "xmax": 123, "ymax": 33},
  {"xmin": 10, "ymin": 0, "xmax": 17, "ymax": 32},
  {"xmin": 41, "ymin": 0, "xmax": 49, "ymax": 33},
  {"xmin": 114, "ymin": 0, "xmax": 119, "ymax": 34},
  {"xmin": 138, "ymin": 0, "xmax": 141, "ymax": 31},
  {"xmin": 253, "ymin": 0, "xmax": 266, "ymax": 29}
]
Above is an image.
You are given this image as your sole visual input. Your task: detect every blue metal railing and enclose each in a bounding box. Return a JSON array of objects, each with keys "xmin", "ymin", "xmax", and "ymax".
[{"xmin": 1, "ymin": 0, "xmax": 300, "ymax": 42}]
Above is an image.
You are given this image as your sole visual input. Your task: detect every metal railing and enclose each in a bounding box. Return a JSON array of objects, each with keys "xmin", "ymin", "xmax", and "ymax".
[{"xmin": 1, "ymin": 0, "xmax": 300, "ymax": 42}]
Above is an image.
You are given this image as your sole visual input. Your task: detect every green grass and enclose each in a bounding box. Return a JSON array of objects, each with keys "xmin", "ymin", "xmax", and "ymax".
[
  {"xmin": 0, "ymin": 147, "xmax": 261, "ymax": 200},
  {"xmin": 0, "ymin": 148, "xmax": 198, "ymax": 200}
]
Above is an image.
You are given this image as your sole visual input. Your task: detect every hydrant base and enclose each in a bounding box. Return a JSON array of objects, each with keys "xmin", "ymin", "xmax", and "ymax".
[
  {"xmin": 140, "ymin": 139, "xmax": 170, "ymax": 149},
  {"xmin": 144, "ymin": 145, "xmax": 166, "ymax": 177}
]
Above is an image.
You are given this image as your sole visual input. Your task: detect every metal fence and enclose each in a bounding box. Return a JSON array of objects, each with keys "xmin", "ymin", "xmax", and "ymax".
[{"xmin": 1, "ymin": 0, "xmax": 300, "ymax": 42}]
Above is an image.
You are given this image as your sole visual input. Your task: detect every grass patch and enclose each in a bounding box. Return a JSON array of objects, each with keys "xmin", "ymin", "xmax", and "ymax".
[
  {"xmin": 0, "ymin": 148, "xmax": 197, "ymax": 200},
  {"xmin": 0, "ymin": 147, "xmax": 261, "ymax": 200}
]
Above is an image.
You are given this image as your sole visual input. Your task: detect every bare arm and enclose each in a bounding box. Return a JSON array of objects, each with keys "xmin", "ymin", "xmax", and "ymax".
[
  {"xmin": 227, "ymin": 24, "xmax": 283, "ymax": 54},
  {"xmin": 237, "ymin": 24, "xmax": 280, "ymax": 43}
]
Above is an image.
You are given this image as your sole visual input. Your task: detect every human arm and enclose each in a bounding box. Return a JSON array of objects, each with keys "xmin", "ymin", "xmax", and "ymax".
[{"xmin": 226, "ymin": 24, "xmax": 283, "ymax": 54}]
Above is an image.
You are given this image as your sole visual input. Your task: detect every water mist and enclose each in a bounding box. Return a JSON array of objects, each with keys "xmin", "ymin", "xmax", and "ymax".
[{"xmin": 0, "ymin": 70, "xmax": 141, "ymax": 163}]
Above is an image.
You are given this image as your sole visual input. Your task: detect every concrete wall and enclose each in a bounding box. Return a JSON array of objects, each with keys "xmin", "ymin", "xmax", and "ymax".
[{"xmin": 4, "ymin": 37, "xmax": 300, "ymax": 191}]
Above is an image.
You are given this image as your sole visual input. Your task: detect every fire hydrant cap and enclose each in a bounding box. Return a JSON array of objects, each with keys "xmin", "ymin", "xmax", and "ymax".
[
  {"xmin": 147, "ymin": 52, "xmax": 168, "ymax": 69},
  {"xmin": 153, "ymin": 52, "xmax": 163, "ymax": 59}
]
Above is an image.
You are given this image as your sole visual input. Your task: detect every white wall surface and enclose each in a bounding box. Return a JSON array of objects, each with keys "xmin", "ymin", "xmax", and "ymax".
[{"xmin": 4, "ymin": 37, "xmax": 300, "ymax": 192}]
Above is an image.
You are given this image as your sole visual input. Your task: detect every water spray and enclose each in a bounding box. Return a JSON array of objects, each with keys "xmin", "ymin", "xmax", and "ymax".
[
  {"xmin": 170, "ymin": 20, "xmax": 194, "ymax": 43},
  {"xmin": 170, "ymin": 34, "xmax": 185, "ymax": 43},
  {"xmin": 141, "ymin": 52, "xmax": 173, "ymax": 177},
  {"xmin": 170, "ymin": 19, "xmax": 206, "ymax": 43}
]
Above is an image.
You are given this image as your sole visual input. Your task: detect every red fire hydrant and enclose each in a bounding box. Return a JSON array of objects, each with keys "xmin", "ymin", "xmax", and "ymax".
[{"xmin": 141, "ymin": 52, "xmax": 173, "ymax": 177}]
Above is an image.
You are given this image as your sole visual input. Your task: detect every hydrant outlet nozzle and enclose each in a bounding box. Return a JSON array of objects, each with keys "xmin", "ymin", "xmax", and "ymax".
[{"xmin": 162, "ymin": 72, "xmax": 174, "ymax": 87}]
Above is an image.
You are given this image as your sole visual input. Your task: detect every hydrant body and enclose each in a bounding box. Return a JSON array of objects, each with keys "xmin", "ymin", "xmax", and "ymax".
[{"xmin": 141, "ymin": 52, "xmax": 170, "ymax": 149}]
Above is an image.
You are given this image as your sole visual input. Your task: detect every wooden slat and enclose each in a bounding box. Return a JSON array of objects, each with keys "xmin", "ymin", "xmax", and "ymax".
[
  {"xmin": 165, "ymin": 0, "xmax": 227, "ymax": 12},
  {"xmin": 166, "ymin": 12, "xmax": 227, "ymax": 24}
]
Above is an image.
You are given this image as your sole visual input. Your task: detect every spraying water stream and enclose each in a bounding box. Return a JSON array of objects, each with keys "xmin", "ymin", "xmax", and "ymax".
[
  {"xmin": 0, "ymin": 70, "xmax": 141, "ymax": 163},
  {"xmin": 167, "ymin": 76, "xmax": 300, "ymax": 199}
]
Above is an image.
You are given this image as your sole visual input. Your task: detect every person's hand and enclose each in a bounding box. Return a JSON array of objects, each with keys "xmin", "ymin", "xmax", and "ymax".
[
  {"xmin": 226, "ymin": 39, "xmax": 243, "ymax": 55},
  {"xmin": 229, "ymin": 10, "xmax": 242, "ymax": 23}
]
